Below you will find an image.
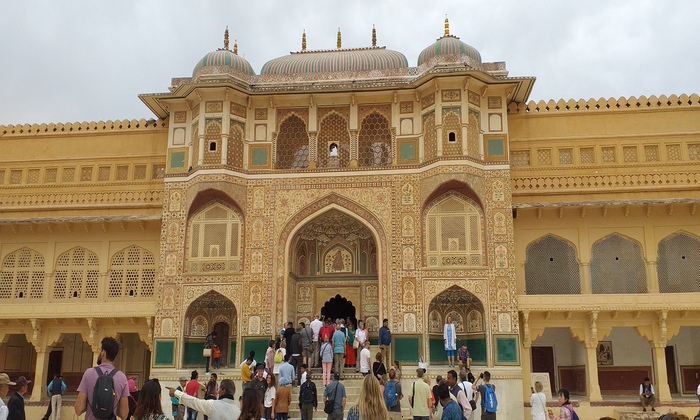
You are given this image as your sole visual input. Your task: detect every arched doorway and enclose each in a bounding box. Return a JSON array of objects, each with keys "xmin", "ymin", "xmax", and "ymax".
[
  {"xmin": 183, "ymin": 291, "xmax": 237, "ymax": 368},
  {"xmin": 427, "ymin": 286, "xmax": 485, "ymax": 364},
  {"xmin": 321, "ymin": 294, "xmax": 357, "ymax": 327},
  {"xmin": 287, "ymin": 208, "xmax": 379, "ymax": 329}
]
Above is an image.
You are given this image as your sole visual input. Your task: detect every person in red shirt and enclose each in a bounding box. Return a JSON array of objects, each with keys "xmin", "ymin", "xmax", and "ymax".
[{"xmin": 184, "ymin": 370, "xmax": 204, "ymax": 420}]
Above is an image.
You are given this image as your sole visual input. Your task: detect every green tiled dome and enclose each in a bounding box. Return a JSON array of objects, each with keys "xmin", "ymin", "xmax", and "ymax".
[
  {"xmin": 193, "ymin": 49, "xmax": 256, "ymax": 78},
  {"xmin": 417, "ymin": 35, "xmax": 482, "ymax": 66},
  {"xmin": 261, "ymin": 47, "xmax": 408, "ymax": 75}
]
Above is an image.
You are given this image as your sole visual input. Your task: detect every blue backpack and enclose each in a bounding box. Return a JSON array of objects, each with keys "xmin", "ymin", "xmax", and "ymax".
[
  {"xmin": 483, "ymin": 383, "xmax": 498, "ymax": 413},
  {"xmin": 383, "ymin": 380, "xmax": 397, "ymax": 408}
]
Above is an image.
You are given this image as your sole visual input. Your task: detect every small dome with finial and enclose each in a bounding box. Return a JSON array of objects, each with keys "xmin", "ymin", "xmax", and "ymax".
[
  {"xmin": 417, "ymin": 16, "xmax": 482, "ymax": 66},
  {"xmin": 193, "ymin": 27, "xmax": 256, "ymax": 79}
]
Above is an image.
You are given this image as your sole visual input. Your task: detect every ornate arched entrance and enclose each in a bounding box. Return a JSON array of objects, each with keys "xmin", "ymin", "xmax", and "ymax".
[
  {"xmin": 427, "ymin": 285, "xmax": 486, "ymax": 364},
  {"xmin": 321, "ymin": 294, "xmax": 358, "ymax": 327},
  {"xmin": 183, "ymin": 291, "xmax": 236, "ymax": 368},
  {"xmin": 285, "ymin": 205, "xmax": 382, "ymax": 329}
]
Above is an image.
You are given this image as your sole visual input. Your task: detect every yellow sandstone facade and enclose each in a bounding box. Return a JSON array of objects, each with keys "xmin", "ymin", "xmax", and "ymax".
[{"xmin": 1, "ymin": 21, "xmax": 699, "ymax": 418}]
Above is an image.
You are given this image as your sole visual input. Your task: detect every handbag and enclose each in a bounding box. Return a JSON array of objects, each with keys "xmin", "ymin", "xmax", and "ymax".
[
  {"xmin": 324, "ymin": 382, "xmax": 339, "ymax": 414},
  {"xmin": 203, "ymin": 348, "xmax": 212, "ymax": 357},
  {"xmin": 353, "ymin": 339, "xmax": 360, "ymax": 349}
]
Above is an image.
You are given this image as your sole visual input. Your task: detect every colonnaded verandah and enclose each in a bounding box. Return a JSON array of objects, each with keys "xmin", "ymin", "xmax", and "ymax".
[{"xmin": 1, "ymin": 19, "xmax": 699, "ymax": 419}]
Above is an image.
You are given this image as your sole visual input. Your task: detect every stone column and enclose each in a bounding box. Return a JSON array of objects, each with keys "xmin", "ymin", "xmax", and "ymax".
[
  {"xmin": 647, "ymin": 261, "xmax": 659, "ymax": 293},
  {"xmin": 521, "ymin": 343, "xmax": 533, "ymax": 402},
  {"xmin": 584, "ymin": 343, "xmax": 602, "ymax": 401},
  {"xmin": 580, "ymin": 262, "xmax": 591, "ymax": 294},
  {"xmin": 651, "ymin": 344, "xmax": 672, "ymax": 402},
  {"xmin": 221, "ymin": 134, "xmax": 229, "ymax": 165},
  {"xmin": 31, "ymin": 345, "xmax": 50, "ymax": 401}
]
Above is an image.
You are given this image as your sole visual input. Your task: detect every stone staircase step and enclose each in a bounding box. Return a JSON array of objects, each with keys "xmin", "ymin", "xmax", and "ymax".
[{"xmin": 615, "ymin": 410, "xmax": 663, "ymax": 420}]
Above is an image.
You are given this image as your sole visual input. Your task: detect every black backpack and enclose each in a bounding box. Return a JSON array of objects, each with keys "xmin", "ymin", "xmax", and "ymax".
[
  {"xmin": 51, "ymin": 378, "xmax": 63, "ymax": 395},
  {"xmin": 301, "ymin": 381, "xmax": 315, "ymax": 404},
  {"xmin": 92, "ymin": 367, "xmax": 118, "ymax": 419}
]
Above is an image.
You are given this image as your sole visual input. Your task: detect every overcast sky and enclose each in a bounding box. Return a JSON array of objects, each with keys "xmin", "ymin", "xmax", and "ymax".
[{"xmin": 1, "ymin": 0, "xmax": 698, "ymax": 125}]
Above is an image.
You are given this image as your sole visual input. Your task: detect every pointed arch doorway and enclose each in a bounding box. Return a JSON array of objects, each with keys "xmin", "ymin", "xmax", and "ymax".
[
  {"xmin": 287, "ymin": 207, "xmax": 380, "ymax": 329},
  {"xmin": 320, "ymin": 294, "xmax": 357, "ymax": 327}
]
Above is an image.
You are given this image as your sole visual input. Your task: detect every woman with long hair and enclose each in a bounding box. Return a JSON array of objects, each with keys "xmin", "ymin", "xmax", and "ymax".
[
  {"xmin": 238, "ymin": 387, "xmax": 263, "ymax": 420},
  {"xmin": 393, "ymin": 360, "xmax": 402, "ymax": 381},
  {"xmin": 132, "ymin": 379, "xmax": 165, "ymax": 420},
  {"xmin": 263, "ymin": 373, "xmax": 276, "ymax": 420},
  {"xmin": 346, "ymin": 374, "xmax": 390, "ymax": 420}
]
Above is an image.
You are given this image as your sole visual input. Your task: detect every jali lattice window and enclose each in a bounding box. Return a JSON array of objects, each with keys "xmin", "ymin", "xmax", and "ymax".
[
  {"xmin": 658, "ymin": 233, "xmax": 700, "ymax": 293},
  {"xmin": 423, "ymin": 112, "xmax": 437, "ymax": 160},
  {"xmin": 108, "ymin": 245, "xmax": 156, "ymax": 298},
  {"xmin": 276, "ymin": 115, "xmax": 309, "ymax": 169},
  {"xmin": 358, "ymin": 112, "xmax": 392, "ymax": 167},
  {"xmin": 188, "ymin": 202, "xmax": 242, "ymax": 273},
  {"xmin": 590, "ymin": 234, "xmax": 647, "ymax": 294},
  {"xmin": 525, "ymin": 235, "xmax": 581, "ymax": 294},
  {"xmin": 0, "ymin": 248, "xmax": 45, "ymax": 299},
  {"xmin": 54, "ymin": 247, "xmax": 100, "ymax": 299},
  {"xmin": 425, "ymin": 193, "xmax": 483, "ymax": 267},
  {"xmin": 317, "ymin": 113, "xmax": 350, "ymax": 168}
]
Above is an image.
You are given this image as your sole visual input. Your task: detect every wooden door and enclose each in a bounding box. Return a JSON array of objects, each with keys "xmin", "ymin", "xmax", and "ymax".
[
  {"xmin": 532, "ymin": 346, "xmax": 556, "ymax": 394},
  {"xmin": 47, "ymin": 350, "xmax": 63, "ymax": 386},
  {"xmin": 665, "ymin": 346, "xmax": 678, "ymax": 394},
  {"xmin": 213, "ymin": 322, "xmax": 230, "ymax": 367}
]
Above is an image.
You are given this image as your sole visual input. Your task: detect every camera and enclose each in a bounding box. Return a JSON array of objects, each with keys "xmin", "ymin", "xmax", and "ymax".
[{"xmin": 479, "ymin": 373, "xmax": 484, "ymax": 379}]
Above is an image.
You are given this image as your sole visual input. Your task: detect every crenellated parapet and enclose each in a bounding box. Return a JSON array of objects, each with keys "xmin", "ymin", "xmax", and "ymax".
[
  {"xmin": 508, "ymin": 93, "xmax": 700, "ymax": 114},
  {"xmin": 0, "ymin": 118, "xmax": 167, "ymax": 137}
]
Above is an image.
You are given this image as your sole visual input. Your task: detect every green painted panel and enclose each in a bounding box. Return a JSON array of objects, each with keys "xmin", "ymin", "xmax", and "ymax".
[
  {"xmin": 394, "ymin": 337, "xmax": 420, "ymax": 363},
  {"xmin": 170, "ymin": 151, "xmax": 186, "ymax": 168},
  {"xmin": 465, "ymin": 336, "xmax": 487, "ymax": 364},
  {"xmin": 242, "ymin": 338, "xmax": 269, "ymax": 365},
  {"xmin": 487, "ymin": 138, "xmax": 505, "ymax": 157},
  {"xmin": 154, "ymin": 340, "xmax": 175, "ymax": 366},
  {"xmin": 399, "ymin": 141, "xmax": 416, "ymax": 161},
  {"xmin": 229, "ymin": 340, "xmax": 237, "ymax": 365},
  {"xmin": 494, "ymin": 334, "xmax": 520, "ymax": 365},
  {"xmin": 251, "ymin": 148, "xmax": 268, "ymax": 166},
  {"xmin": 183, "ymin": 339, "xmax": 206, "ymax": 367},
  {"xmin": 429, "ymin": 338, "xmax": 445, "ymax": 363}
]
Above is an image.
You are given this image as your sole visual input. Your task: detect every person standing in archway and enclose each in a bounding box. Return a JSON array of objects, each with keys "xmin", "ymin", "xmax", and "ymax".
[
  {"xmin": 444, "ymin": 317, "xmax": 457, "ymax": 367},
  {"xmin": 204, "ymin": 331, "xmax": 217, "ymax": 374}
]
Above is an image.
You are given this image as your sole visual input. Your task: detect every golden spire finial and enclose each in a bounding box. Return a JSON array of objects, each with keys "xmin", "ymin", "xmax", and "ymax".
[
  {"xmin": 233, "ymin": 39, "xmax": 238, "ymax": 55},
  {"xmin": 302, "ymin": 30, "xmax": 307, "ymax": 51},
  {"xmin": 337, "ymin": 27, "xmax": 342, "ymax": 49},
  {"xmin": 223, "ymin": 26, "xmax": 230, "ymax": 50},
  {"xmin": 444, "ymin": 15, "xmax": 450, "ymax": 36},
  {"xmin": 372, "ymin": 24, "xmax": 376, "ymax": 47}
]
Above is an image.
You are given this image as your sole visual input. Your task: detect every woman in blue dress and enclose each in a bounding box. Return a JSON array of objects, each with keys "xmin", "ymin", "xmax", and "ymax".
[{"xmin": 443, "ymin": 316, "xmax": 457, "ymax": 367}]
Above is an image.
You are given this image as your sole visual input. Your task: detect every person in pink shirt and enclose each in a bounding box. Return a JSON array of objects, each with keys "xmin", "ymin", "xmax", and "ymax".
[{"xmin": 74, "ymin": 337, "xmax": 129, "ymax": 420}]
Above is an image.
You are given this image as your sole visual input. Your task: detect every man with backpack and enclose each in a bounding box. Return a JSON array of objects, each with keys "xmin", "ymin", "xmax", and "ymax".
[
  {"xmin": 74, "ymin": 337, "xmax": 129, "ymax": 420},
  {"xmin": 298, "ymin": 372, "xmax": 318, "ymax": 420},
  {"xmin": 385, "ymin": 368, "xmax": 403, "ymax": 420},
  {"xmin": 472, "ymin": 371, "xmax": 497, "ymax": 420}
]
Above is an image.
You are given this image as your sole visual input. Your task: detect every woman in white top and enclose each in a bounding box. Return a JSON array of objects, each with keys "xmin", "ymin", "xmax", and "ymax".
[
  {"xmin": 354, "ymin": 320, "xmax": 368, "ymax": 372},
  {"xmin": 443, "ymin": 316, "xmax": 457, "ymax": 367},
  {"xmin": 263, "ymin": 374, "xmax": 276, "ymax": 420},
  {"xmin": 530, "ymin": 381, "xmax": 547, "ymax": 420}
]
